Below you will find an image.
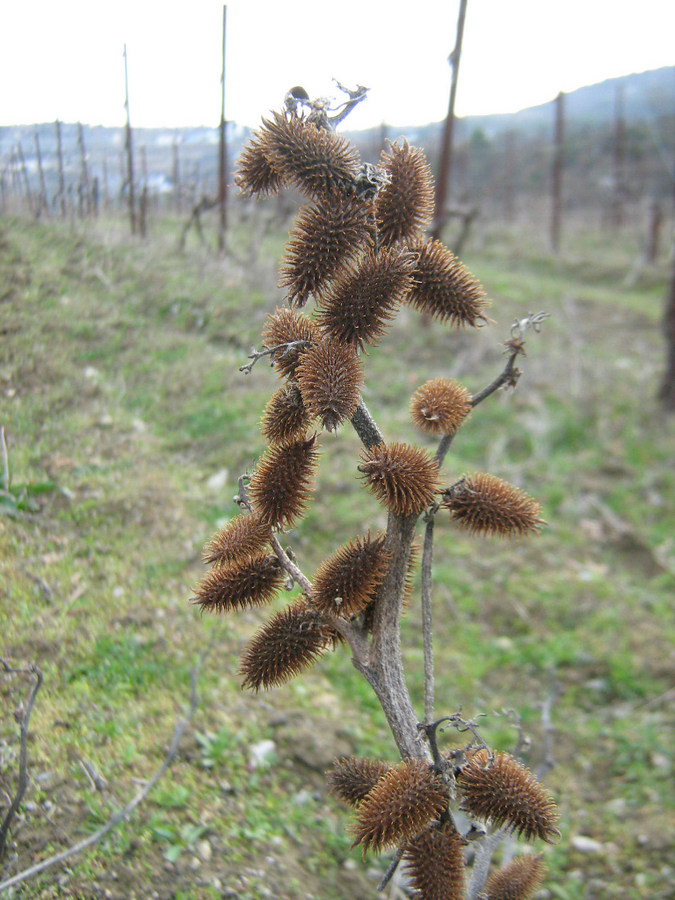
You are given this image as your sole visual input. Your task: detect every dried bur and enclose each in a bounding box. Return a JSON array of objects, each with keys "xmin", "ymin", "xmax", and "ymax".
[
  {"xmin": 442, "ymin": 473, "xmax": 545, "ymax": 538},
  {"xmin": 312, "ymin": 532, "xmax": 391, "ymax": 618},
  {"xmin": 484, "ymin": 853, "xmax": 546, "ymax": 900},
  {"xmin": 239, "ymin": 598, "xmax": 341, "ymax": 691},
  {"xmin": 402, "ymin": 820, "xmax": 466, "ymax": 900},
  {"xmin": 193, "ymin": 89, "xmax": 557, "ymax": 900},
  {"xmin": 358, "ymin": 442, "xmax": 441, "ymax": 517},
  {"xmin": 457, "ymin": 750, "xmax": 560, "ymax": 844},
  {"xmin": 327, "ymin": 756, "xmax": 392, "ymax": 807},
  {"xmin": 410, "ymin": 377, "xmax": 473, "ymax": 436},
  {"xmin": 350, "ymin": 759, "xmax": 448, "ymax": 855}
]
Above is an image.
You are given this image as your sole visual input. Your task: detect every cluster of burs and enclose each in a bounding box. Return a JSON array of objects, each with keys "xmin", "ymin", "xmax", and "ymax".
[{"xmin": 191, "ymin": 97, "xmax": 557, "ymax": 899}]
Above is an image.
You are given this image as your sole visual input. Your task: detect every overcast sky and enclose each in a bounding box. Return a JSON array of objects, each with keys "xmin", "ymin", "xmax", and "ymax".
[{"xmin": 1, "ymin": 0, "xmax": 673, "ymax": 131}]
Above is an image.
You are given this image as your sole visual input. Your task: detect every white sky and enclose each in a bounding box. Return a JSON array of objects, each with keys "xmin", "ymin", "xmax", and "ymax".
[{"xmin": 1, "ymin": 0, "xmax": 673, "ymax": 130}]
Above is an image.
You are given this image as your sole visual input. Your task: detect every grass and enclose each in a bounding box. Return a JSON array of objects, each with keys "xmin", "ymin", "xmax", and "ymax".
[{"xmin": 1, "ymin": 208, "xmax": 674, "ymax": 900}]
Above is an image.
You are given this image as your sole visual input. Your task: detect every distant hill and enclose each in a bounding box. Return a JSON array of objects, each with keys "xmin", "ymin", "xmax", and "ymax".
[
  {"xmin": 345, "ymin": 66, "xmax": 675, "ymax": 149},
  {"xmin": 1, "ymin": 66, "xmax": 673, "ymax": 217}
]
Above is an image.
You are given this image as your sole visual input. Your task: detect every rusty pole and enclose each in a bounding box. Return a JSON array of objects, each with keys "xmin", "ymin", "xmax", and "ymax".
[
  {"xmin": 430, "ymin": 0, "xmax": 468, "ymax": 243},
  {"xmin": 218, "ymin": 5, "xmax": 228, "ymax": 253}
]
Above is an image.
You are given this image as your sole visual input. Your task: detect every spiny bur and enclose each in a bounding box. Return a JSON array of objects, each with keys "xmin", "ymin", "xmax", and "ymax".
[
  {"xmin": 457, "ymin": 750, "xmax": 560, "ymax": 843},
  {"xmin": 248, "ymin": 434, "xmax": 320, "ymax": 528},
  {"xmin": 410, "ymin": 377, "xmax": 473, "ymax": 436},
  {"xmin": 296, "ymin": 338, "xmax": 364, "ymax": 431},
  {"xmin": 239, "ymin": 599, "xmax": 340, "ymax": 691},
  {"xmin": 327, "ymin": 757, "xmax": 391, "ymax": 807},
  {"xmin": 312, "ymin": 532, "xmax": 391, "ymax": 618},
  {"xmin": 351, "ymin": 758, "xmax": 448, "ymax": 855},
  {"xmin": 191, "ymin": 553, "xmax": 283, "ymax": 614},
  {"xmin": 261, "ymin": 383, "xmax": 312, "ymax": 446},
  {"xmin": 443, "ymin": 473, "xmax": 544, "ymax": 538},
  {"xmin": 358, "ymin": 442, "xmax": 440, "ymax": 516},
  {"xmin": 406, "ymin": 239, "xmax": 489, "ymax": 327},
  {"xmin": 260, "ymin": 306, "xmax": 318, "ymax": 379},
  {"xmin": 376, "ymin": 139, "xmax": 435, "ymax": 248},
  {"xmin": 317, "ymin": 247, "xmax": 416, "ymax": 350},
  {"xmin": 279, "ymin": 197, "xmax": 371, "ymax": 306},
  {"xmin": 234, "ymin": 125, "xmax": 285, "ymax": 197},
  {"xmin": 402, "ymin": 820, "xmax": 466, "ymax": 900},
  {"xmin": 485, "ymin": 853, "xmax": 546, "ymax": 900},
  {"xmin": 202, "ymin": 514, "xmax": 272, "ymax": 567},
  {"xmin": 261, "ymin": 110, "xmax": 361, "ymax": 201}
]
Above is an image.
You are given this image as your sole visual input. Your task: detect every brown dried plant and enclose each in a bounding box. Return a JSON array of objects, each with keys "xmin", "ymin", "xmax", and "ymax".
[{"xmin": 193, "ymin": 85, "xmax": 557, "ymax": 899}]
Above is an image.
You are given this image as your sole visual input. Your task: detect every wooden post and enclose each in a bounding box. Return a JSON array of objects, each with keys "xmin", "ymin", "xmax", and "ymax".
[
  {"xmin": 34, "ymin": 131, "xmax": 49, "ymax": 217},
  {"xmin": 172, "ymin": 139, "xmax": 182, "ymax": 213},
  {"xmin": 218, "ymin": 4, "xmax": 228, "ymax": 253},
  {"xmin": 77, "ymin": 122, "xmax": 92, "ymax": 216},
  {"xmin": 16, "ymin": 143, "xmax": 34, "ymax": 215},
  {"xmin": 123, "ymin": 44, "xmax": 137, "ymax": 234},
  {"xmin": 55, "ymin": 120, "xmax": 66, "ymax": 218},
  {"xmin": 430, "ymin": 0, "xmax": 468, "ymax": 242},
  {"xmin": 102, "ymin": 155, "xmax": 110, "ymax": 212},
  {"xmin": 550, "ymin": 91, "xmax": 564, "ymax": 253},
  {"xmin": 139, "ymin": 144, "xmax": 148, "ymax": 237},
  {"xmin": 503, "ymin": 130, "xmax": 516, "ymax": 223},
  {"xmin": 611, "ymin": 84, "xmax": 625, "ymax": 229},
  {"xmin": 659, "ymin": 246, "xmax": 675, "ymax": 410},
  {"xmin": 645, "ymin": 200, "xmax": 662, "ymax": 264}
]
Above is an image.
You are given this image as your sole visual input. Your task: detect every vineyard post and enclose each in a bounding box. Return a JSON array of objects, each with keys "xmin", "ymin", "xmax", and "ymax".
[
  {"xmin": 34, "ymin": 131, "xmax": 49, "ymax": 218},
  {"xmin": 55, "ymin": 120, "xmax": 66, "ymax": 218},
  {"xmin": 218, "ymin": 4, "xmax": 228, "ymax": 253},
  {"xmin": 430, "ymin": 0, "xmax": 468, "ymax": 243},
  {"xmin": 550, "ymin": 91, "xmax": 565, "ymax": 253},
  {"xmin": 123, "ymin": 43, "xmax": 137, "ymax": 235}
]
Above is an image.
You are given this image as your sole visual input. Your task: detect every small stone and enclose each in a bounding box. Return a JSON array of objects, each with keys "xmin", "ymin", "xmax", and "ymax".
[
  {"xmin": 572, "ymin": 835, "xmax": 604, "ymax": 854},
  {"xmin": 651, "ymin": 751, "xmax": 670, "ymax": 771},
  {"xmin": 249, "ymin": 739, "xmax": 276, "ymax": 769},
  {"xmin": 197, "ymin": 839, "xmax": 212, "ymax": 862},
  {"xmin": 605, "ymin": 797, "xmax": 626, "ymax": 816},
  {"xmin": 293, "ymin": 789, "xmax": 311, "ymax": 806},
  {"xmin": 207, "ymin": 469, "xmax": 229, "ymax": 492},
  {"xmin": 190, "ymin": 855, "xmax": 201, "ymax": 869}
]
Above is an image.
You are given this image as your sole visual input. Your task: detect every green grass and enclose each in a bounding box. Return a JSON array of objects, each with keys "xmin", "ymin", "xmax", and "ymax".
[{"xmin": 1, "ymin": 210, "xmax": 674, "ymax": 899}]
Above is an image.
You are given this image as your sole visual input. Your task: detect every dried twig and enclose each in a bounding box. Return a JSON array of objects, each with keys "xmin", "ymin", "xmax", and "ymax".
[
  {"xmin": 0, "ymin": 662, "xmax": 43, "ymax": 860},
  {"xmin": 420, "ymin": 507, "xmax": 438, "ymax": 723},
  {"xmin": 0, "ymin": 635, "xmax": 218, "ymax": 894},
  {"xmin": 0, "ymin": 428, "xmax": 9, "ymax": 494},
  {"xmin": 239, "ymin": 340, "xmax": 311, "ymax": 375},
  {"xmin": 377, "ymin": 844, "xmax": 405, "ymax": 892}
]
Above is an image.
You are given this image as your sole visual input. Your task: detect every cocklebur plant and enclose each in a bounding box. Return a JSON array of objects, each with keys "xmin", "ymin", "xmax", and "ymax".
[{"xmin": 191, "ymin": 84, "xmax": 558, "ymax": 899}]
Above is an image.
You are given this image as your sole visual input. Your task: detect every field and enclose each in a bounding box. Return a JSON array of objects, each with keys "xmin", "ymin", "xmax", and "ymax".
[{"xmin": 1, "ymin": 207, "xmax": 674, "ymax": 900}]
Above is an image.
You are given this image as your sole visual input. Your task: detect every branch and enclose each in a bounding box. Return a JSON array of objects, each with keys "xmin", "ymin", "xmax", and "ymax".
[
  {"xmin": 268, "ymin": 533, "xmax": 312, "ymax": 595},
  {"xmin": 327, "ymin": 81, "xmax": 369, "ymax": 128},
  {"xmin": 420, "ymin": 507, "xmax": 438, "ymax": 723},
  {"xmin": 0, "ymin": 636, "xmax": 217, "ymax": 894},
  {"xmin": 465, "ymin": 828, "xmax": 508, "ymax": 900},
  {"xmin": 377, "ymin": 844, "xmax": 405, "ymax": 892},
  {"xmin": 0, "ymin": 662, "xmax": 43, "ymax": 860},
  {"xmin": 239, "ymin": 340, "xmax": 311, "ymax": 375},
  {"xmin": 350, "ymin": 398, "xmax": 384, "ymax": 449},
  {"xmin": 435, "ymin": 312, "xmax": 549, "ymax": 468}
]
